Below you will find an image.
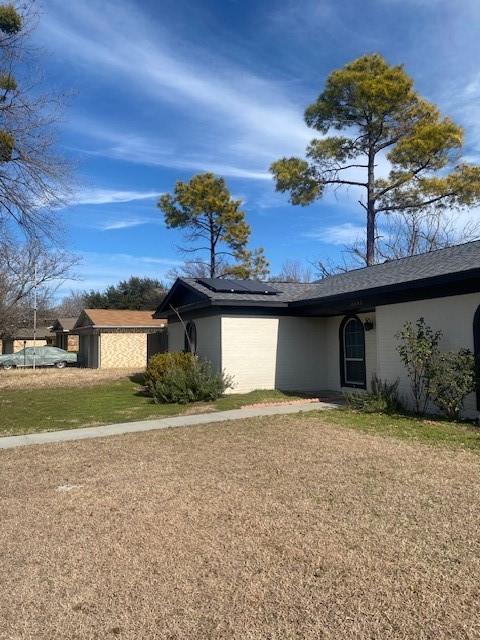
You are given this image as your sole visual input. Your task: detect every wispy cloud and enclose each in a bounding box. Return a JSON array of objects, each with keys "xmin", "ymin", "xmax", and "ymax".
[
  {"xmin": 305, "ymin": 223, "xmax": 365, "ymax": 246},
  {"xmin": 69, "ymin": 187, "xmax": 162, "ymax": 206},
  {"xmin": 75, "ymin": 126, "xmax": 272, "ymax": 180},
  {"xmin": 38, "ymin": 1, "xmax": 311, "ymax": 180},
  {"xmin": 98, "ymin": 217, "xmax": 159, "ymax": 231}
]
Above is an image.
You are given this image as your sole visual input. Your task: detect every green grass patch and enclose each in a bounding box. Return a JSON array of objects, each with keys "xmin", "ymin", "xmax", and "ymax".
[
  {"xmin": 0, "ymin": 381, "xmax": 304, "ymax": 436},
  {"xmin": 312, "ymin": 407, "xmax": 480, "ymax": 454}
]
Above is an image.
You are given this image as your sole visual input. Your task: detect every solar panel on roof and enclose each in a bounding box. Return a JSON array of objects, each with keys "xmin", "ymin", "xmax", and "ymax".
[
  {"xmin": 197, "ymin": 278, "xmax": 279, "ymax": 295},
  {"xmin": 197, "ymin": 278, "xmax": 245, "ymax": 293},
  {"xmin": 238, "ymin": 280, "xmax": 279, "ymax": 294}
]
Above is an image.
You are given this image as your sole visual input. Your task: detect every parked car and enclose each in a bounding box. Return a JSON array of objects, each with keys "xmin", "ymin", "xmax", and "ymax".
[{"xmin": 0, "ymin": 346, "xmax": 77, "ymax": 370}]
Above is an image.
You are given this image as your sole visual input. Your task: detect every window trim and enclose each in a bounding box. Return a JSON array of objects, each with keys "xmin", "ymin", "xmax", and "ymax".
[
  {"xmin": 474, "ymin": 305, "xmax": 480, "ymax": 410},
  {"xmin": 339, "ymin": 315, "xmax": 366, "ymax": 389},
  {"xmin": 184, "ymin": 320, "xmax": 197, "ymax": 354}
]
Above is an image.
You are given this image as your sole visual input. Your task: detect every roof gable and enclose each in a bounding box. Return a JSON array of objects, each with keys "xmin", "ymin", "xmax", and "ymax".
[
  {"xmin": 51, "ymin": 317, "xmax": 77, "ymax": 332},
  {"xmin": 74, "ymin": 309, "xmax": 167, "ymax": 329}
]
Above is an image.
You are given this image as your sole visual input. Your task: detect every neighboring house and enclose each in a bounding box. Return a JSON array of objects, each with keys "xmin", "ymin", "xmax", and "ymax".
[
  {"xmin": 155, "ymin": 241, "xmax": 480, "ymax": 418},
  {"xmin": 73, "ymin": 309, "xmax": 167, "ymax": 369},
  {"xmin": 51, "ymin": 318, "xmax": 80, "ymax": 352},
  {"xmin": 1, "ymin": 326, "xmax": 55, "ymax": 354}
]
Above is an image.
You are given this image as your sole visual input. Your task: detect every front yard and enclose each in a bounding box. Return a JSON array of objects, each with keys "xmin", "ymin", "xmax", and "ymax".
[
  {"xmin": 0, "ymin": 369, "xmax": 308, "ymax": 436},
  {"xmin": 1, "ymin": 412, "xmax": 479, "ymax": 639},
  {"xmin": 2, "ymin": 369, "xmax": 480, "ymax": 457}
]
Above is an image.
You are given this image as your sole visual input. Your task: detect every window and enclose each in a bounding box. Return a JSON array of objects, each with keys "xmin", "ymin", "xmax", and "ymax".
[
  {"xmin": 474, "ymin": 306, "xmax": 480, "ymax": 409},
  {"xmin": 184, "ymin": 321, "xmax": 197, "ymax": 354},
  {"xmin": 340, "ymin": 316, "xmax": 366, "ymax": 388}
]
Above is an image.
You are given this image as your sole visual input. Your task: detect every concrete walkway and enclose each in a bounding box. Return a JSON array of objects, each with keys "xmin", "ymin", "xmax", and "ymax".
[{"xmin": 0, "ymin": 401, "xmax": 340, "ymax": 450}]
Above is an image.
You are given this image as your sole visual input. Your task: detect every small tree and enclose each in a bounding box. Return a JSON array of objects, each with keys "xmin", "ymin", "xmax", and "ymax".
[
  {"xmin": 430, "ymin": 350, "xmax": 476, "ymax": 420},
  {"xmin": 158, "ymin": 172, "xmax": 268, "ymax": 279},
  {"xmin": 396, "ymin": 318, "xmax": 442, "ymax": 414}
]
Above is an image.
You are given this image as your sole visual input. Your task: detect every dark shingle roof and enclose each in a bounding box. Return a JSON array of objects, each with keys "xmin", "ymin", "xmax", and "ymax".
[
  {"xmin": 293, "ymin": 240, "xmax": 480, "ymax": 303},
  {"xmin": 159, "ymin": 240, "xmax": 480, "ymax": 313},
  {"xmin": 9, "ymin": 326, "xmax": 54, "ymax": 340}
]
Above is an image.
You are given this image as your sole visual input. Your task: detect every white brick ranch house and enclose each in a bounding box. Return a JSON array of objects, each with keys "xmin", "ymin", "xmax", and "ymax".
[{"xmin": 155, "ymin": 241, "xmax": 480, "ymax": 418}]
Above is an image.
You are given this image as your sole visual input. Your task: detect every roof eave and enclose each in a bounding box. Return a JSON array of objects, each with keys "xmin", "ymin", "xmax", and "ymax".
[
  {"xmin": 290, "ymin": 267, "xmax": 480, "ymax": 310},
  {"xmin": 154, "ymin": 278, "xmax": 212, "ymax": 317}
]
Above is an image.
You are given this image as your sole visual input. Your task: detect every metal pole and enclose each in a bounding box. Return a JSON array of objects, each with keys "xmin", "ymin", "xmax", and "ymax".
[{"xmin": 33, "ymin": 264, "xmax": 37, "ymax": 371}]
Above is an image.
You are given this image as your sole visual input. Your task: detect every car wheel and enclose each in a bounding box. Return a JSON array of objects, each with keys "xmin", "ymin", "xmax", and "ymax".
[
  {"xmin": 2, "ymin": 362, "xmax": 14, "ymax": 370},
  {"xmin": 55, "ymin": 361, "xmax": 67, "ymax": 369}
]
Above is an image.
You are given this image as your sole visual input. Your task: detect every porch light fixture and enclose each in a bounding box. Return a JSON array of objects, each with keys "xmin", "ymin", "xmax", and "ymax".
[{"xmin": 363, "ymin": 318, "xmax": 375, "ymax": 332}]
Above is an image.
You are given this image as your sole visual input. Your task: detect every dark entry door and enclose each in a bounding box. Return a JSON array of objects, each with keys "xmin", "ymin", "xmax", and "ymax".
[{"xmin": 474, "ymin": 306, "xmax": 480, "ymax": 410}]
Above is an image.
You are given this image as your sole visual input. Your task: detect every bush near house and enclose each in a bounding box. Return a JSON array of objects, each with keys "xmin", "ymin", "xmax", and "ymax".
[
  {"xmin": 396, "ymin": 317, "xmax": 441, "ymax": 414},
  {"xmin": 396, "ymin": 318, "xmax": 476, "ymax": 419},
  {"xmin": 345, "ymin": 375, "xmax": 402, "ymax": 414},
  {"xmin": 145, "ymin": 352, "xmax": 234, "ymax": 404},
  {"xmin": 429, "ymin": 349, "xmax": 476, "ymax": 420}
]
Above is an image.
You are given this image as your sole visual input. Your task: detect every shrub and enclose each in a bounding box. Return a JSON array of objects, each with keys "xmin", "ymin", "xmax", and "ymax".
[
  {"xmin": 145, "ymin": 351, "xmax": 195, "ymax": 386},
  {"xmin": 429, "ymin": 349, "xmax": 476, "ymax": 420},
  {"xmin": 396, "ymin": 317, "xmax": 442, "ymax": 414},
  {"xmin": 145, "ymin": 352, "xmax": 234, "ymax": 404},
  {"xmin": 345, "ymin": 375, "xmax": 402, "ymax": 414}
]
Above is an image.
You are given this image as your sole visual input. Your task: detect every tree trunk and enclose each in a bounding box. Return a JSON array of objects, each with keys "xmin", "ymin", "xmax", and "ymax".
[
  {"xmin": 209, "ymin": 216, "xmax": 216, "ymax": 277},
  {"xmin": 366, "ymin": 149, "xmax": 376, "ymax": 266}
]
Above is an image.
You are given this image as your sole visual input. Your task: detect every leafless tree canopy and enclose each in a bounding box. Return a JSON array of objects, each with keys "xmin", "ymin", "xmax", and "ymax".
[
  {"xmin": 0, "ymin": 234, "xmax": 79, "ymax": 336},
  {"xmin": 54, "ymin": 290, "xmax": 87, "ymax": 318},
  {"xmin": 0, "ymin": 3, "xmax": 78, "ymax": 336},
  {"xmin": 0, "ymin": 2, "xmax": 72, "ymax": 242},
  {"xmin": 313, "ymin": 209, "xmax": 480, "ymax": 278},
  {"xmin": 270, "ymin": 259, "xmax": 313, "ymax": 283}
]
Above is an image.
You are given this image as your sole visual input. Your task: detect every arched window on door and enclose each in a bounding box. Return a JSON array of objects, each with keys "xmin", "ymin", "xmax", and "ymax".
[
  {"xmin": 184, "ymin": 321, "xmax": 197, "ymax": 354},
  {"xmin": 339, "ymin": 316, "xmax": 366, "ymax": 389},
  {"xmin": 474, "ymin": 306, "xmax": 480, "ymax": 409}
]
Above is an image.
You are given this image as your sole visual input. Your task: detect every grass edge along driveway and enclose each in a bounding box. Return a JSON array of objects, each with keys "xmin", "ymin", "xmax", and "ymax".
[
  {"xmin": 0, "ymin": 375, "xmax": 479, "ymax": 455},
  {"xmin": 0, "ymin": 379, "xmax": 308, "ymax": 436}
]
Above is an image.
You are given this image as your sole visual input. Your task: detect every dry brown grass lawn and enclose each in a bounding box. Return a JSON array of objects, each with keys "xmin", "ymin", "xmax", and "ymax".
[
  {"xmin": 1, "ymin": 413, "xmax": 479, "ymax": 639},
  {"xmin": 0, "ymin": 367, "xmax": 142, "ymax": 390}
]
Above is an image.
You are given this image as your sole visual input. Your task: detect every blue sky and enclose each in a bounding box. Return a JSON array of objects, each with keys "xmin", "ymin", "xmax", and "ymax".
[{"xmin": 33, "ymin": 0, "xmax": 480, "ymax": 292}]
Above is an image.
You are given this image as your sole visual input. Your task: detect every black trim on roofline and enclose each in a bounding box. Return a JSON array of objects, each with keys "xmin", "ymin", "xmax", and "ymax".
[
  {"xmin": 161, "ymin": 268, "xmax": 480, "ymax": 320},
  {"xmin": 290, "ymin": 267, "xmax": 480, "ymax": 309}
]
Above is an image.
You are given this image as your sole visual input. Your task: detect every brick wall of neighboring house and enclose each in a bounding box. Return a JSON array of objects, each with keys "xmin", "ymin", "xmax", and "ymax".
[
  {"xmin": 3, "ymin": 338, "xmax": 52, "ymax": 354},
  {"xmin": 99, "ymin": 332, "xmax": 148, "ymax": 369},
  {"xmin": 68, "ymin": 335, "xmax": 79, "ymax": 351},
  {"xmin": 55, "ymin": 333, "xmax": 79, "ymax": 352}
]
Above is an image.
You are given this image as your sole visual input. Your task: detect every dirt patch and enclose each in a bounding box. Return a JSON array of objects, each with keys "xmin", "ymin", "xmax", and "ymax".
[
  {"xmin": 0, "ymin": 367, "xmax": 143, "ymax": 390},
  {"xmin": 0, "ymin": 414, "xmax": 479, "ymax": 639}
]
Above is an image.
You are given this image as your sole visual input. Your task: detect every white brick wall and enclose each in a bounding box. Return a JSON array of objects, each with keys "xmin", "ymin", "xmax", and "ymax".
[
  {"xmin": 164, "ymin": 295, "xmax": 480, "ymax": 418},
  {"xmin": 221, "ymin": 316, "xmax": 326, "ymax": 394},
  {"xmin": 376, "ymin": 293, "xmax": 480, "ymax": 417},
  {"xmin": 274, "ymin": 317, "xmax": 326, "ymax": 391},
  {"xmin": 168, "ymin": 322, "xmax": 184, "ymax": 352},
  {"xmin": 221, "ymin": 316, "xmax": 279, "ymax": 392},
  {"xmin": 167, "ymin": 316, "xmax": 221, "ymax": 370}
]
